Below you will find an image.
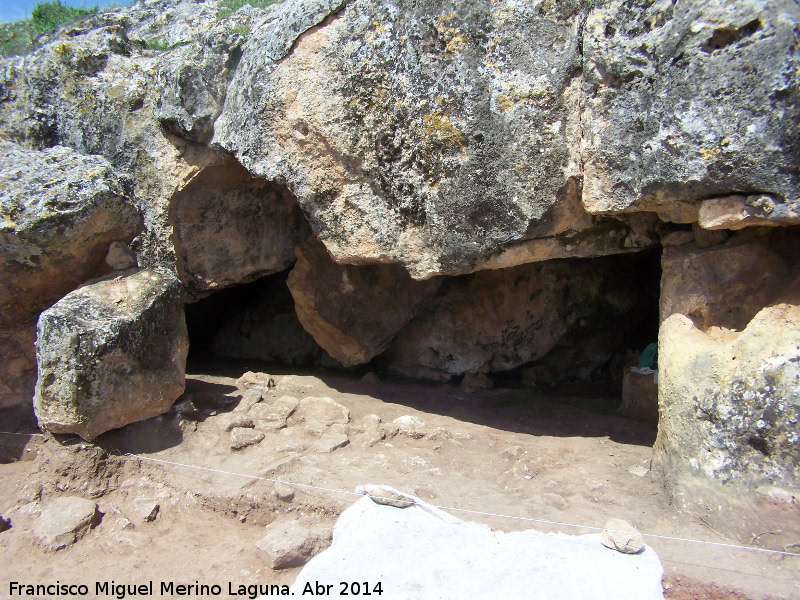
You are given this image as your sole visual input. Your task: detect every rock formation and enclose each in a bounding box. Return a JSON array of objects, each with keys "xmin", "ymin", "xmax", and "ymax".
[
  {"xmin": 0, "ymin": 142, "xmax": 142, "ymax": 408},
  {"xmin": 34, "ymin": 268, "xmax": 188, "ymax": 440},
  {"xmin": 386, "ymin": 255, "xmax": 639, "ymax": 380},
  {"xmin": 287, "ymin": 237, "xmax": 441, "ymax": 366},
  {"xmin": 656, "ymin": 229, "xmax": 800, "ymax": 489},
  {"xmin": 0, "ymin": 0, "xmax": 797, "ymax": 502},
  {"xmin": 171, "ymin": 160, "xmax": 310, "ymax": 299}
]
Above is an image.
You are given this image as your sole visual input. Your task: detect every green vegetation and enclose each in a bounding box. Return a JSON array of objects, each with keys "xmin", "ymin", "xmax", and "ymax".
[
  {"xmin": 0, "ymin": 0, "xmax": 98, "ymax": 57},
  {"xmin": 31, "ymin": 1, "xmax": 97, "ymax": 33},
  {"xmin": 0, "ymin": 20, "xmax": 37, "ymax": 56},
  {"xmin": 143, "ymin": 37, "xmax": 193, "ymax": 52},
  {"xmin": 216, "ymin": 0, "xmax": 280, "ymax": 19}
]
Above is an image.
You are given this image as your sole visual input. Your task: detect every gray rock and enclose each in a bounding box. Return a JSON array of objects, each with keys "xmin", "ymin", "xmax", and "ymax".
[
  {"xmin": 236, "ymin": 371, "xmax": 275, "ymax": 392},
  {"xmin": 359, "ymin": 414, "xmax": 384, "ymax": 448},
  {"xmin": 600, "ymin": 518, "xmax": 645, "ymax": 555},
  {"xmin": 152, "ymin": 29, "xmax": 245, "ymax": 143},
  {"xmin": 230, "ymin": 427, "xmax": 265, "ymax": 450},
  {"xmin": 0, "ymin": 515, "xmax": 10, "ymax": 532},
  {"xmin": 255, "ymin": 520, "xmax": 332, "ymax": 570},
  {"xmin": 172, "ymin": 162, "xmax": 310, "ymax": 300},
  {"xmin": 312, "ymin": 431, "xmax": 349, "ymax": 454},
  {"xmin": 290, "ymin": 397, "xmax": 350, "ymax": 426},
  {"xmin": 273, "ymin": 376, "xmax": 313, "ymax": 395},
  {"xmin": 274, "ymin": 483, "xmax": 295, "ymax": 502},
  {"xmin": 359, "ymin": 485, "xmax": 416, "ymax": 509},
  {"xmin": 303, "ymin": 418, "xmax": 329, "ymax": 438},
  {"xmin": 276, "ymin": 440, "xmax": 306, "ymax": 454},
  {"xmin": 32, "ymin": 497, "xmax": 98, "ymax": 552},
  {"xmin": 34, "ymin": 268, "xmax": 188, "ymax": 440},
  {"xmin": 0, "ymin": 142, "xmax": 141, "ymax": 408},
  {"xmin": 0, "ymin": 0, "xmax": 263, "ymax": 270},
  {"xmin": 213, "ymin": 0, "xmax": 588, "ymax": 279},
  {"xmin": 582, "ymin": 0, "xmax": 800, "ymax": 223},
  {"xmin": 233, "ymin": 389, "xmax": 262, "ymax": 413},
  {"xmin": 105, "ymin": 241, "xmax": 138, "ymax": 270},
  {"xmin": 216, "ymin": 413, "xmax": 254, "ymax": 432},
  {"xmin": 249, "ymin": 396, "xmax": 299, "ymax": 424},
  {"xmin": 132, "ymin": 498, "xmax": 159, "ymax": 523}
]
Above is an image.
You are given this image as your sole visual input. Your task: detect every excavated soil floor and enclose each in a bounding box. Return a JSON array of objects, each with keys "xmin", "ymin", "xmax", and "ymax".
[{"xmin": 1, "ymin": 364, "xmax": 798, "ymax": 599}]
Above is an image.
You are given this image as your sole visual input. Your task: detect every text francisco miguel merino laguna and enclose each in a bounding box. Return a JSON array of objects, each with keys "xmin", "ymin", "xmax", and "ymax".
[{"xmin": 9, "ymin": 581, "xmax": 293, "ymax": 598}]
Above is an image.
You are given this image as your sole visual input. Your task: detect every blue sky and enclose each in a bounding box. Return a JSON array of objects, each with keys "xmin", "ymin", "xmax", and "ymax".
[{"xmin": 0, "ymin": 0, "xmax": 132, "ymax": 23}]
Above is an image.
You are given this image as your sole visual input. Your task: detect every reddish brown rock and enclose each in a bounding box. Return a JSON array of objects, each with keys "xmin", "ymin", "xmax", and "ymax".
[
  {"xmin": 388, "ymin": 256, "xmax": 638, "ymax": 379},
  {"xmin": 287, "ymin": 237, "xmax": 441, "ymax": 367}
]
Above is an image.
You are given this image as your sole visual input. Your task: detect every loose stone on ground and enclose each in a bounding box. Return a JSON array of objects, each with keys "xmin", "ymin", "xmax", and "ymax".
[{"xmin": 32, "ymin": 497, "xmax": 98, "ymax": 552}]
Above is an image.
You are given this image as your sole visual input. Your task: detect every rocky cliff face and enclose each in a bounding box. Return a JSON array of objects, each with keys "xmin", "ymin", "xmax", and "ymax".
[{"xmin": 0, "ymin": 0, "xmax": 798, "ymax": 499}]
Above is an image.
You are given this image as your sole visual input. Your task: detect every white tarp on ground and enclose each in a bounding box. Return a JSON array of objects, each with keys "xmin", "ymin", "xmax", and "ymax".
[{"xmin": 284, "ymin": 486, "xmax": 664, "ymax": 600}]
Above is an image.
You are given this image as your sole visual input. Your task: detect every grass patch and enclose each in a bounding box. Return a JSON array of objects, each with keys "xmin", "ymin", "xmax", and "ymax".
[
  {"xmin": 216, "ymin": 0, "xmax": 280, "ymax": 19},
  {"xmin": 0, "ymin": 20, "xmax": 38, "ymax": 57},
  {"xmin": 31, "ymin": 0, "xmax": 97, "ymax": 33},
  {"xmin": 143, "ymin": 37, "xmax": 193, "ymax": 52},
  {"xmin": 0, "ymin": 0, "xmax": 99, "ymax": 57}
]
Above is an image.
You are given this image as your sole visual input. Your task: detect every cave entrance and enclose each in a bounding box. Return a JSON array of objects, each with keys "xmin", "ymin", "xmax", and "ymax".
[
  {"xmin": 184, "ymin": 268, "xmax": 325, "ymax": 370},
  {"xmin": 183, "ymin": 248, "xmax": 662, "ymax": 428},
  {"xmin": 496, "ymin": 249, "xmax": 662, "ymax": 422}
]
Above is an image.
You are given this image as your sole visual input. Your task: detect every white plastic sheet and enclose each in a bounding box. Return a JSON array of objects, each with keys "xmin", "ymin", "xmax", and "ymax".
[{"xmin": 285, "ymin": 486, "xmax": 664, "ymax": 600}]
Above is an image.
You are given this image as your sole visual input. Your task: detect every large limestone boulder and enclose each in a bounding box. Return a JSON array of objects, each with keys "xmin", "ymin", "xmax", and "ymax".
[
  {"xmin": 656, "ymin": 230, "xmax": 800, "ymax": 490},
  {"xmin": 0, "ymin": 142, "xmax": 142, "ymax": 408},
  {"xmin": 171, "ymin": 161, "xmax": 310, "ymax": 299},
  {"xmin": 0, "ymin": 142, "xmax": 142, "ymax": 328},
  {"xmin": 34, "ymin": 268, "xmax": 188, "ymax": 440},
  {"xmin": 214, "ymin": 0, "xmax": 592, "ymax": 278},
  {"xmin": 657, "ymin": 301, "xmax": 800, "ymax": 489},
  {"xmin": 387, "ymin": 255, "xmax": 638, "ymax": 380},
  {"xmin": 0, "ymin": 0, "xmax": 262, "ymax": 267},
  {"xmin": 287, "ymin": 237, "xmax": 441, "ymax": 366},
  {"xmin": 582, "ymin": 0, "xmax": 800, "ymax": 222}
]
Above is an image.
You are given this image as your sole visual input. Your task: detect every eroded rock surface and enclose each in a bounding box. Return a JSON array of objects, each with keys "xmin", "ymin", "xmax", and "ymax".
[
  {"xmin": 387, "ymin": 256, "xmax": 639, "ymax": 379},
  {"xmin": 34, "ymin": 268, "xmax": 188, "ymax": 440},
  {"xmin": 582, "ymin": 0, "xmax": 800, "ymax": 222},
  {"xmin": 0, "ymin": 142, "xmax": 141, "ymax": 327},
  {"xmin": 172, "ymin": 161, "xmax": 310, "ymax": 299},
  {"xmin": 287, "ymin": 237, "xmax": 441, "ymax": 366},
  {"xmin": 656, "ymin": 231, "xmax": 800, "ymax": 489},
  {"xmin": 215, "ymin": 0, "xmax": 587, "ymax": 278},
  {"xmin": 0, "ymin": 142, "xmax": 142, "ymax": 408},
  {"xmin": 660, "ymin": 232, "xmax": 791, "ymax": 331}
]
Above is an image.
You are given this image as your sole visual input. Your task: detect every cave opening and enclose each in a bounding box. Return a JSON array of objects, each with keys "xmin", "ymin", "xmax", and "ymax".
[
  {"xmin": 183, "ymin": 247, "xmax": 662, "ymax": 424},
  {"xmin": 184, "ymin": 268, "xmax": 326, "ymax": 369}
]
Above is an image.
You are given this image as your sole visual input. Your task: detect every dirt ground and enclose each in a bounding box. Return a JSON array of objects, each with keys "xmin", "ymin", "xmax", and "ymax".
[{"xmin": 1, "ymin": 364, "xmax": 798, "ymax": 599}]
